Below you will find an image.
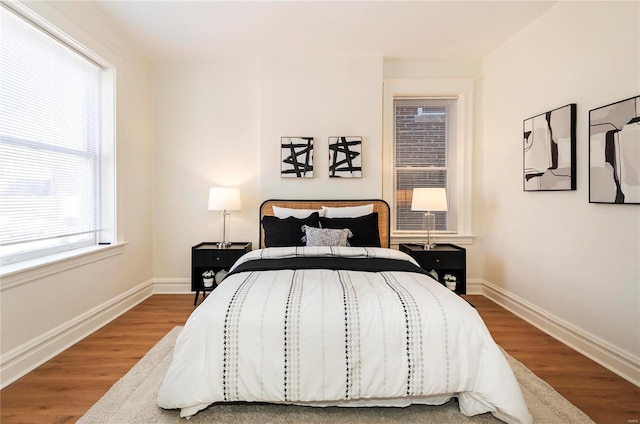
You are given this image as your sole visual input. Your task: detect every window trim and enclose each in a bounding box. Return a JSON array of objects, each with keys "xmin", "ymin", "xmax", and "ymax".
[{"xmin": 382, "ymin": 79, "xmax": 474, "ymax": 244}]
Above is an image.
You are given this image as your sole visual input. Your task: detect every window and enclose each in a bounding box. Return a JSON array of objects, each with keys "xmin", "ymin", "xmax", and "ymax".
[
  {"xmin": 394, "ymin": 98, "xmax": 457, "ymax": 232},
  {"xmin": 0, "ymin": 5, "xmax": 114, "ymax": 266},
  {"xmin": 383, "ymin": 79, "xmax": 473, "ymax": 242}
]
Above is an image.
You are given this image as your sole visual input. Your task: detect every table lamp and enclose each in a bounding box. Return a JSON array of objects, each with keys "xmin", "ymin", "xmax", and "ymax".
[
  {"xmin": 410, "ymin": 187, "xmax": 447, "ymax": 250},
  {"xmin": 208, "ymin": 187, "xmax": 241, "ymax": 248}
]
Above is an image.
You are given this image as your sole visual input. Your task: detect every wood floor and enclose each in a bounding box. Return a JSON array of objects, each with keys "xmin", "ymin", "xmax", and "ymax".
[{"xmin": 1, "ymin": 294, "xmax": 638, "ymax": 424}]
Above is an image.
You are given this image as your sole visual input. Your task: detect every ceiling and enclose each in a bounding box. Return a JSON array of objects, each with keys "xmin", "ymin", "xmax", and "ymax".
[{"xmin": 93, "ymin": 1, "xmax": 556, "ymax": 63}]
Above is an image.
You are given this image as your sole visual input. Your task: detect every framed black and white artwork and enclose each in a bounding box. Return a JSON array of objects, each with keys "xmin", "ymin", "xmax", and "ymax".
[
  {"xmin": 589, "ymin": 95, "xmax": 640, "ymax": 204},
  {"xmin": 523, "ymin": 103, "xmax": 576, "ymax": 191},
  {"xmin": 281, "ymin": 137, "xmax": 314, "ymax": 178},
  {"xmin": 328, "ymin": 136, "xmax": 362, "ymax": 178}
]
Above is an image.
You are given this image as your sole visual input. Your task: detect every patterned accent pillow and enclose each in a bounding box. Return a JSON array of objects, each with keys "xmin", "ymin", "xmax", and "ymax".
[{"xmin": 302, "ymin": 225, "xmax": 353, "ymax": 247}]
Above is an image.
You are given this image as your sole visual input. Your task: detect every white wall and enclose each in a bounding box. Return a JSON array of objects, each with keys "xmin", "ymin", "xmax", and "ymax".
[
  {"xmin": 152, "ymin": 60, "xmax": 261, "ymax": 279},
  {"xmin": 482, "ymin": 1, "xmax": 639, "ymax": 381},
  {"xmin": 150, "ymin": 55, "xmax": 500, "ymax": 287},
  {"xmin": 152, "ymin": 56, "xmax": 383, "ymax": 278},
  {"xmin": 0, "ymin": 1, "xmax": 153, "ymax": 387},
  {"xmin": 260, "ymin": 56, "xmax": 383, "ymax": 199}
]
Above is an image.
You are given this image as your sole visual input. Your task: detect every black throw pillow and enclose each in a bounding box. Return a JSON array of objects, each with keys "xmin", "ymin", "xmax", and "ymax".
[
  {"xmin": 262, "ymin": 212, "xmax": 321, "ymax": 247},
  {"xmin": 319, "ymin": 212, "xmax": 380, "ymax": 247}
]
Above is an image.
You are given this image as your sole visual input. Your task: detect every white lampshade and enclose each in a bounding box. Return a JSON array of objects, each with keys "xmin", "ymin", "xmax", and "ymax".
[
  {"xmin": 411, "ymin": 188, "xmax": 448, "ymax": 212},
  {"xmin": 208, "ymin": 187, "xmax": 241, "ymax": 211}
]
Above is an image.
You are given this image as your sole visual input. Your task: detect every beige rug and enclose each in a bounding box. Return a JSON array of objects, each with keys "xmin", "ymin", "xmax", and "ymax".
[{"xmin": 78, "ymin": 327, "xmax": 594, "ymax": 424}]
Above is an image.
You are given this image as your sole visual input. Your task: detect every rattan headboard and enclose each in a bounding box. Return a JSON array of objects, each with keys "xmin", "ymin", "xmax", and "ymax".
[{"xmin": 259, "ymin": 199, "xmax": 390, "ymax": 248}]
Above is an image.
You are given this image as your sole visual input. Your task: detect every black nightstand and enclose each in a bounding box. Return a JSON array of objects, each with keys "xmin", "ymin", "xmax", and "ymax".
[
  {"xmin": 399, "ymin": 243, "xmax": 466, "ymax": 295},
  {"xmin": 191, "ymin": 242, "xmax": 252, "ymax": 305}
]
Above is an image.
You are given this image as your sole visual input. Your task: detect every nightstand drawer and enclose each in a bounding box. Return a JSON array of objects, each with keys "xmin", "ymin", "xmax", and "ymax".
[
  {"xmin": 415, "ymin": 252, "xmax": 464, "ymax": 270},
  {"xmin": 193, "ymin": 251, "xmax": 237, "ymax": 267}
]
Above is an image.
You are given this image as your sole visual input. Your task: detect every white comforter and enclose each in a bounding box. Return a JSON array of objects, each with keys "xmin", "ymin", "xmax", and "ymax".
[{"xmin": 157, "ymin": 247, "xmax": 532, "ymax": 424}]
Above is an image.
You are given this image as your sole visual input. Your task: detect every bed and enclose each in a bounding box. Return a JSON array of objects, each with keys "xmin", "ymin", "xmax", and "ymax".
[{"xmin": 157, "ymin": 199, "xmax": 532, "ymax": 424}]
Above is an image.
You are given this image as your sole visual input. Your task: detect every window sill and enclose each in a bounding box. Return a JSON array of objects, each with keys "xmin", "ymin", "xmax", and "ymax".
[
  {"xmin": 391, "ymin": 233, "xmax": 475, "ymax": 247},
  {"xmin": 0, "ymin": 242, "xmax": 128, "ymax": 291}
]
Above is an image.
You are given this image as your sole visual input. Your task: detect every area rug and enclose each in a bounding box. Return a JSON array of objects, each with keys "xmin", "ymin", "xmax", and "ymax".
[{"xmin": 78, "ymin": 327, "xmax": 594, "ymax": 424}]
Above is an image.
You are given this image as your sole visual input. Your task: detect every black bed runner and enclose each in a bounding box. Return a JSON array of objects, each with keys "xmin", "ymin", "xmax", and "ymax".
[{"xmin": 227, "ymin": 256, "xmax": 433, "ymax": 279}]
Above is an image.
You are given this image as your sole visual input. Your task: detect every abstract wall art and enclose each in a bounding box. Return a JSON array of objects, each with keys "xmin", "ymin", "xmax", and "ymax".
[
  {"xmin": 589, "ymin": 95, "xmax": 640, "ymax": 204},
  {"xmin": 523, "ymin": 103, "xmax": 576, "ymax": 191},
  {"xmin": 328, "ymin": 136, "xmax": 362, "ymax": 178},
  {"xmin": 281, "ymin": 137, "xmax": 314, "ymax": 178}
]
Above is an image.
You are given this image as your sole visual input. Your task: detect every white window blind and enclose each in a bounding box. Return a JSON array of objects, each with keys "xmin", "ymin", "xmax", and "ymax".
[
  {"xmin": 394, "ymin": 98, "xmax": 458, "ymax": 232},
  {"xmin": 0, "ymin": 6, "xmax": 104, "ymax": 265}
]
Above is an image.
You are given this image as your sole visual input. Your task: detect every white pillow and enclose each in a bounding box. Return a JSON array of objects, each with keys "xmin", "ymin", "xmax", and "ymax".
[
  {"xmin": 322, "ymin": 204, "xmax": 374, "ymax": 218},
  {"xmin": 272, "ymin": 206, "xmax": 325, "ymax": 219},
  {"xmin": 302, "ymin": 225, "xmax": 352, "ymax": 247}
]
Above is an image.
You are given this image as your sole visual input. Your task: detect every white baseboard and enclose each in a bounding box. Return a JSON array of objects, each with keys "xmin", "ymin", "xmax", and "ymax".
[
  {"xmin": 482, "ymin": 279, "xmax": 640, "ymax": 387},
  {"xmin": 466, "ymin": 278, "xmax": 483, "ymax": 295},
  {"xmin": 152, "ymin": 277, "xmax": 191, "ymax": 294},
  {"xmin": 0, "ymin": 279, "xmax": 154, "ymax": 389}
]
